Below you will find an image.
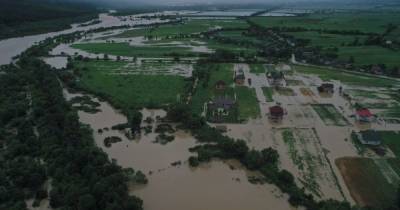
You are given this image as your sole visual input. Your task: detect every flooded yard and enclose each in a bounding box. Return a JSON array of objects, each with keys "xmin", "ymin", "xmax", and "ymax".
[{"xmin": 62, "ymin": 89, "xmax": 296, "ymax": 210}]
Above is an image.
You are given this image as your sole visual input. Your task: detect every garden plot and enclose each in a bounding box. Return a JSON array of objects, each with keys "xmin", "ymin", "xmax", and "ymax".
[
  {"xmin": 311, "ymin": 104, "xmax": 349, "ymax": 126},
  {"xmin": 336, "ymin": 157, "xmax": 399, "ymax": 208},
  {"xmin": 285, "ymin": 104, "xmax": 316, "ymax": 127},
  {"xmin": 286, "ymin": 79, "xmax": 305, "ymax": 86},
  {"xmin": 275, "ymin": 87, "xmax": 296, "ymax": 96},
  {"xmin": 300, "ymin": 88, "xmax": 315, "ymax": 97},
  {"xmin": 109, "ymin": 62, "xmax": 193, "ymax": 77},
  {"xmin": 277, "ymin": 128, "xmax": 344, "ymax": 199}
]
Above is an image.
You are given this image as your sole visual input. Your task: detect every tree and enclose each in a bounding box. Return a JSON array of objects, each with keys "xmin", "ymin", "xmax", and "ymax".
[
  {"xmin": 78, "ymin": 194, "xmax": 96, "ymax": 210},
  {"xmin": 243, "ymin": 150, "xmax": 263, "ymax": 170},
  {"xmin": 130, "ymin": 111, "xmax": 142, "ymax": 134},
  {"xmin": 261, "ymin": 147, "xmax": 279, "ymax": 165}
]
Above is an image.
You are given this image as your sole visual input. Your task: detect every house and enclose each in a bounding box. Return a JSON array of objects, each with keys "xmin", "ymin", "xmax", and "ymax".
[
  {"xmin": 234, "ymin": 74, "xmax": 245, "ymax": 85},
  {"xmin": 318, "ymin": 83, "xmax": 334, "ymax": 94},
  {"xmin": 207, "ymin": 96, "xmax": 236, "ymax": 123},
  {"xmin": 215, "ymin": 80, "xmax": 227, "ymax": 90},
  {"xmin": 357, "ymin": 130, "xmax": 382, "ymax": 146},
  {"xmin": 267, "ymin": 71, "xmax": 285, "ymax": 87},
  {"xmin": 371, "ymin": 65, "xmax": 383, "ymax": 75},
  {"xmin": 356, "ymin": 108, "xmax": 374, "ymax": 122},
  {"xmin": 269, "ymin": 105, "xmax": 285, "ymax": 120},
  {"xmin": 215, "ymin": 125, "xmax": 228, "ymax": 132},
  {"xmin": 208, "ymin": 96, "xmax": 235, "ymax": 114}
]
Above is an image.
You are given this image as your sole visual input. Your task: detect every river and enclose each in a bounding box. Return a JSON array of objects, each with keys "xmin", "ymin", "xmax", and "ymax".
[{"xmin": 3, "ymin": 11, "xmax": 297, "ymax": 210}]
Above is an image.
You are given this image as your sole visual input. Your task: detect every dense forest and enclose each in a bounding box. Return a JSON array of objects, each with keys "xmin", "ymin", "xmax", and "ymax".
[
  {"xmin": 0, "ymin": 0, "xmax": 98, "ymax": 40},
  {"xmin": 0, "ymin": 35, "xmax": 143, "ymax": 210}
]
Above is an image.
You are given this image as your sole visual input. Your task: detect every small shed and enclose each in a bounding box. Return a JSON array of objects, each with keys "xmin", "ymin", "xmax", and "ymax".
[
  {"xmin": 269, "ymin": 105, "xmax": 284, "ymax": 120},
  {"xmin": 215, "ymin": 80, "xmax": 227, "ymax": 90},
  {"xmin": 318, "ymin": 83, "xmax": 334, "ymax": 94},
  {"xmin": 234, "ymin": 74, "xmax": 245, "ymax": 85},
  {"xmin": 357, "ymin": 130, "xmax": 382, "ymax": 146},
  {"xmin": 356, "ymin": 108, "xmax": 373, "ymax": 122},
  {"xmin": 267, "ymin": 71, "xmax": 284, "ymax": 87},
  {"xmin": 215, "ymin": 125, "xmax": 228, "ymax": 132}
]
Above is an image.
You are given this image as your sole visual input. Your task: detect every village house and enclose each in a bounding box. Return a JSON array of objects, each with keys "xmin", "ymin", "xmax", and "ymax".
[
  {"xmin": 355, "ymin": 108, "xmax": 374, "ymax": 123},
  {"xmin": 207, "ymin": 96, "xmax": 236, "ymax": 122},
  {"xmin": 356, "ymin": 130, "xmax": 382, "ymax": 146},
  {"xmin": 318, "ymin": 83, "xmax": 334, "ymax": 94},
  {"xmin": 269, "ymin": 105, "xmax": 285, "ymax": 121},
  {"xmin": 234, "ymin": 74, "xmax": 245, "ymax": 85},
  {"xmin": 371, "ymin": 65, "xmax": 383, "ymax": 75},
  {"xmin": 267, "ymin": 70, "xmax": 285, "ymax": 87},
  {"xmin": 215, "ymin": 80, "xmax": 227, "ymax": 90}
]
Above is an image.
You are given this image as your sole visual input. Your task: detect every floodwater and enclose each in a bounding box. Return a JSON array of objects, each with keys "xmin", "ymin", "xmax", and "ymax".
[
  {"xmin": 43, "ymin": 56, "xmax": 68, "ymax": 69},
  {"xmin": 190, "ymin": 9, "xmax": 262, "ymax": 17},
  {"xmin": 62, "ymin": 89, "xmax": 295, "ymax": 210},
  {"xmin": 0, "ymin": 13, "xmax": 168, "ymax": 65}
]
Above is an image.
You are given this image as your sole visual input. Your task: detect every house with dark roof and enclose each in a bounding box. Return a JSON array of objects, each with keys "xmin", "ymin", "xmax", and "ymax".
[
  {"xmin": 215, "ymin": 80, "xmax": 227, "ymax": 90},
  {"xmin": 234, "ymin": 74, "xmax": 245, "ymax": 85},
  {"xmin": 207, "ymin": 96, "xmax": 236, "ymax": 122},
  {"xmin": 356, "ymin": 108, "xmax": 374, "ymax": 122},
  {"xmin": 357, "ymin": 130, "xmax": 382, "ymax": 146},
  {"xmin": 318, "ymin": 83, "xmax": 334, "ymax": 94},
  {"xmin": 267, "ymin": 70, "xmax": 284, "ymax": 87}
]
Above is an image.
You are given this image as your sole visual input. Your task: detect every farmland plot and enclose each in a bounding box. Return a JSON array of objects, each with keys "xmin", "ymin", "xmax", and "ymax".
[
  {"xmin": 311, "ymin": 104, "xmax": 349, "ymax": 126},
  {"xmin": 336, "ymin": 157, "xmax": 399, "ymax": 208},
  {"xmin": 277, "ymin": 128, "xmax": 344, "ymax": 199}
]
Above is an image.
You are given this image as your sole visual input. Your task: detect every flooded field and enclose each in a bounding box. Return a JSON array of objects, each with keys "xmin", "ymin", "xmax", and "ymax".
[{"xmin": 63, "ymin": 89, "xmax": 296, "ymax": 210}]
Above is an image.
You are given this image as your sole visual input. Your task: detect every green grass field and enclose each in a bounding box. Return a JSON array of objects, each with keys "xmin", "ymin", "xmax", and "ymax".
[
  {"xmin": 71, "ymin": 42, "xmax": 196, "ymax": 57},
  {"xmin": 236, "ymin": 86, "xmax": 261, "ymax": 120},
  {"xmin": 115, "ymin": 19, "xmax": 249, "ymax": 38},
  {"xmin": 311, "ymin": 104, "xmax": 349, "ymax": 126},
  {"xmin": 294, "ymin": 65, "xmax": 398, "ymax": 87},
  {"xmin": 249, "ymin": 64, "xmax": 266, "ymax": 74},
  {"xmin": 337, "ymin": 46, "xmax": 400, "ymax": 68},
  {"xmin": 286, "ymin": 31, "xmax": 367, "ymax": 48},
  {"xmin": 262, "ymin": 87, "xmax": 274, "ymax": 102},
  {"xmin": 336, "ymin": 157, "xmax": 398, "ymax": 209},
  {"xmin": 190, "ymin": 63, "xmax": 235, "ymax": 115},
  {"xmin": 380, "ymin": 131, "xmax": 400, "ymax": 157},
  {"xmin": 74, "ymin": 60, "xmax": 188, "ymax": 109},
  {"xmin": 250, "ymin": 12, "xmax": 400, "ymax": 34}
]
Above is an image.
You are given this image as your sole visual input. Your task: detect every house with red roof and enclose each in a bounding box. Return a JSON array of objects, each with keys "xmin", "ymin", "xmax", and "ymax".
[
  {"xmin": 355, "ymin": 108, "xmax": 374, "ymax": 122},
  {"xmin": 269, "ymin": 105, "xmax": 285, "ymax": 121}
]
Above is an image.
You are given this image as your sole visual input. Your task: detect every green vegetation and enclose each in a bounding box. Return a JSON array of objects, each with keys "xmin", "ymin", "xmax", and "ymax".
[
  {"xmin": 286, "ymin": 31, "xmax": 367, "ymax": 48},
  {"xmin": 73, "ymin": 60, "xmax": 188, "ymax": 109},
  {"xmin": 249, "ymin": 64, "xmax": 266, "ymax": 74},
  {"xmin": 311, "ymin": 104, "xmax": 349, "ymax": 126},
  {"xmin": 115, "ymin": 19, "xmax": 249, "ymax": 38},
  {"xmin": 275, "ymin": 87, "xmax": 295, "ymax": 96},
  {"xmin": 0, "ymin": 43, "xmax": 143, "ymax": 210},
  {"xmin": 282, "ymin": 129, "xmax": 304, "ymax": 170},
  {"xmin": 336, "ymin": 158, "xmax": 398, "ymax": 209},
  {"xmin": 166, "ymin": 104, "xmax": 355, "ymax": 210},
  {"xmin": 337, "ymin": 46, "xmax": 400, "ymax": 68},
  {"xmin": 250, "ymin": 12, "xmax": 400, "ymax": 34},
  {"xmin": 236, "ymin": 86, "xmax": 261, "ymax": 120},
  {"xmin": 295, "ymin": 65, "xmax": 398, "ymax": 87},
  {"xmin": 0, "ymin": 0, "xmax": 97, "ymax": 40},
  {"xmin": 262, "ymin": 87, "xmax": 274, "ymax": 102},
  {"xmin": 380, "ymin": 131, "xmax": 400, "ymax": 157},
  {"xmin": 71, "ymin": 42, "xmax": 195, "ymax": 57},
  {"xmin": 190, "ymin": 63, "xmax": 235, "ymax": 115}
]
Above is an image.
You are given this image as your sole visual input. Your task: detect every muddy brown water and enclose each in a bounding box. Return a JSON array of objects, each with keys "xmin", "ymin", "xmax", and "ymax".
[{"xmin": 62, "ymin": 89, "xmax": 295, "ymax": 210}]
